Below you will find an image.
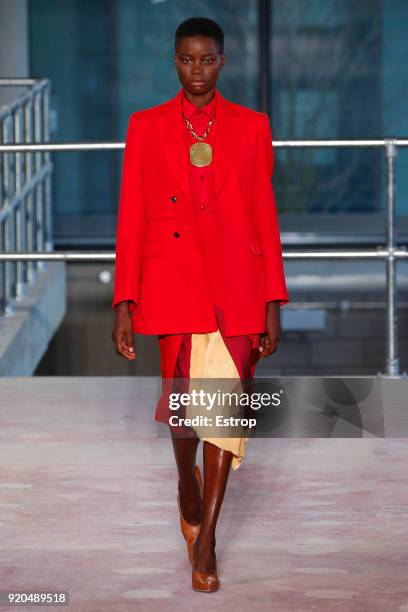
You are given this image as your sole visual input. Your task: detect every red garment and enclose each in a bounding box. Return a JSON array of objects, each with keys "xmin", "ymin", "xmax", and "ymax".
[
  {"xmin": 181, "ymin": 91, "xmax": 225, "ymax": 311},
  {"xmin": 112, "ymin": 86, "xmax": 290, "ymax": 337},
  {"xmin": 155, "ymin": 304, "xmax": 261, "ymax": 434},
  {"xmin": 155, "ymin": 95, "xmax": 261, "ymax": 446}
]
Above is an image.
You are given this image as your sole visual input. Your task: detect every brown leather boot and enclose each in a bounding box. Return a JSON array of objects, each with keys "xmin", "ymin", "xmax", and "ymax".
[
  {"xmin": 177, "ymin": 464, "xmax": 203, "ymax": 565},
  {"xmin": 192, "ymin": 552, "xmax": 220, "ymax": 592}
]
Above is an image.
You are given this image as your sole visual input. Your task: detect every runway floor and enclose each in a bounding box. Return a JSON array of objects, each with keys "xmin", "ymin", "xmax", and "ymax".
[{"xmin": 1, "ymin": 377, "xmax": 408, "ymax": 611}]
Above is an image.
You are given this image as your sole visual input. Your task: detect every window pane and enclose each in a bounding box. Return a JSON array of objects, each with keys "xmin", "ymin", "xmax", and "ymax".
[{"xmin": 270, "ymin": 0, "xmax": 408, "ymax": 240}]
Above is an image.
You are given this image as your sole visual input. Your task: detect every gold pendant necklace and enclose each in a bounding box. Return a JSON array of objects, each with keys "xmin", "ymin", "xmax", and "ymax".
[
  {"xmin": 189, "ymin": 142, "xmax": 212, "ymax": 167},
  {"xmin": 183, "ymin": 114, "xmax": 215, "ymax": 167}
]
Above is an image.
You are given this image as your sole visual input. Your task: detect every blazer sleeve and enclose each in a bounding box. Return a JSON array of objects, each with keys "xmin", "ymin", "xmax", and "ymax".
[
  {"xmin": 112, "ymin": 113, "xmax": 145, "ymax": 311},
  {"xmin": 252, "ymin": 112, "xmax": 289, "ymax": 307}
]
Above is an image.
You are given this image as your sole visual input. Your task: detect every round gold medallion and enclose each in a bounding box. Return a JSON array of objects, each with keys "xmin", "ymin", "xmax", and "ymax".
[{"xmin": 189, "ymin": 142, "xmax": 212, "ymax": 167}]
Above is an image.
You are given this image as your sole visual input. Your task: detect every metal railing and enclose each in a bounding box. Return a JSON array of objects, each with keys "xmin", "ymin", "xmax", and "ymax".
[
  {"xmin": 0, "ymin": 78, "xmax": 53, "ymax": 314},
  {"xmin": 0, "ymin": 79, "xmax": 407, "ymax": 378}
]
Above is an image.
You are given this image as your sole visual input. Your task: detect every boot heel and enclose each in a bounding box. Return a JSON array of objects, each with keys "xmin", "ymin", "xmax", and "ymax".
[{"xmin": 192, "ymin": 559, "xmax": 220, "ymax": 592}]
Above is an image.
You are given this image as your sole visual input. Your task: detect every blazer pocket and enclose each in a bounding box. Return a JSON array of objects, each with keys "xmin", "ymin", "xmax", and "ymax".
[
  {"xmin": 143, "ymin": 239, "xmax": 162, "ymax": 257},
  {"xmin": 249, "ymin": 237, "xmax": 263, "ymax": 256}
]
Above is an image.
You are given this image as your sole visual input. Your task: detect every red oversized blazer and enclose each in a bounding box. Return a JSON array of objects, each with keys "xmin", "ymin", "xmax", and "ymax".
[{"xmin": 112, "ymin": 86, "xmax": 289, "ymax": 337}]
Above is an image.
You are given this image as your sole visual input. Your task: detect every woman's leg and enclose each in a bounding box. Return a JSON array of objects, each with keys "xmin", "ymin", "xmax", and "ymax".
[
  {"xmin": 193, "ymin": 441, "xmax": 233, "ymax": 573},
  {"xmin": 171, "ymin": 432, "xmax": 202, "ymax": 525}
]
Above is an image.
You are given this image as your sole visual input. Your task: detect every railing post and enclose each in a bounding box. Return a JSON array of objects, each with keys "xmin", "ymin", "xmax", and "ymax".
[
  {"xmin": 43, "ymin": 81, "xmax": 53, "ymax": 253},
  {"xmin": 33, "ymin": 90, "xmax": 45, "ymax": 271},
  {"xmin": 24, "ymin": 91, "xmax": 36, "ymax": 283},
  {"xmin": 1, "ymin": 114, "xmax": 15, "ymax": 315},
  {"xmin": 379, "ymin": 139, "xmax": 400, "ymax": 378},
  {"xmin": 14, "ymin": 105, "xmax": 26, "ymax": 298}
]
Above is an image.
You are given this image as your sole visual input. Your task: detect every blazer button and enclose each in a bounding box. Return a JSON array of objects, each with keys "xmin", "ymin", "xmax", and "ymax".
[
  {"xmin": 170, "ymin": 195, "xmax": 177, "ymax": 202},
  {"xmin": 173, "ymin": 231, "xmax": 180, "ymax": 238}
]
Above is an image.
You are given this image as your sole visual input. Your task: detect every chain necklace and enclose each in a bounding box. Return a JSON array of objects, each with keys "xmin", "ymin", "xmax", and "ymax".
[{"xmin": 183, "ymin": 113, "xmax": 215, "ymax": 167}]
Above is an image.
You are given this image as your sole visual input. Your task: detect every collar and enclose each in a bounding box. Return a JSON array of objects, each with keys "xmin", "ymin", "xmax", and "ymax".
[{"xmin": 182, "ymin": 89, "xmax": 216, "ymax": 120}]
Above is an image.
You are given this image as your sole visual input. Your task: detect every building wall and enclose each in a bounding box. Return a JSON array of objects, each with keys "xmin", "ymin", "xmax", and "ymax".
[{"xmin": 0, "ymin": 0, "xmax": 29, "ymax": 104}]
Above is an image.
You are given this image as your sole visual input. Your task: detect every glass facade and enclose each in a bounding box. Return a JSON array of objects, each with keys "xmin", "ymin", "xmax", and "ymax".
[{"xmin": 28, "ymin": 0, "xmax": 408, "ymax": 245}]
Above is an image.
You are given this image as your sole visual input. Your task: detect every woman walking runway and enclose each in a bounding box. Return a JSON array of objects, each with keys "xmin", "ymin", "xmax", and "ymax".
[{"xmin": 112, "ymin": 16, "xmax": 289, "ymax": 592}]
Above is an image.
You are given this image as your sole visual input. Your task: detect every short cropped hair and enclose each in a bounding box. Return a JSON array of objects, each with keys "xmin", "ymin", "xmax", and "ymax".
[{"xmin": 175, "ymin": 17, "xmax": 224, "ymax": 55}]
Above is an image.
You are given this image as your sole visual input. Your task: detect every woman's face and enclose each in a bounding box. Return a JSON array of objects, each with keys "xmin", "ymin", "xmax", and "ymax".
[{"xmin": 174, "ymin": 36, "xmax": 225, "ymax": 97}]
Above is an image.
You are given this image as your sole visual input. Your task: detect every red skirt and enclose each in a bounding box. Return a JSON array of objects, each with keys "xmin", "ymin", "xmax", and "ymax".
[{"xmin": 155, "ymin": 305, "xmax": 261, "ymax": 470}]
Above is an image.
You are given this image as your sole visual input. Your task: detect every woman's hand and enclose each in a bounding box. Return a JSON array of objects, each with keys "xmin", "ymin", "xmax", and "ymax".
[
  {"xmin": 112, "ymin": 301, "xmax": 136, "ymax": 360},
  {"xmin": 258, "ymin": 301, "xmax": 281, "ymax": 358}
]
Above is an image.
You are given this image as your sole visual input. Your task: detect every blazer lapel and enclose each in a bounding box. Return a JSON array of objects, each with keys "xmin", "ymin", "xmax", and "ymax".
[
  {"xmin": 212, "ymin": 88, "xmax": 247, "ymax": 195},
  {"xmin": 153, "ymin": 86, "xmax": 247, "ymax": 201},
  {"xmin": 153, "ymin": 87, "xmax": 192, "ymax": 203}
]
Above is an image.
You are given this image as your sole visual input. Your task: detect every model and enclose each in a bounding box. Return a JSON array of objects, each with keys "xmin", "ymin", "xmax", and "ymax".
[{"xmin": 111, "ymin": 16, "xmax": 289, "ymax": 592}]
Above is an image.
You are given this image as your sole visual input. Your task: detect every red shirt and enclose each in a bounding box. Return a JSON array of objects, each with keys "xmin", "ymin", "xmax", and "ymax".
[{"xmin": 181, "ymin": 91, "xmax": 225, "ymax": 311}]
